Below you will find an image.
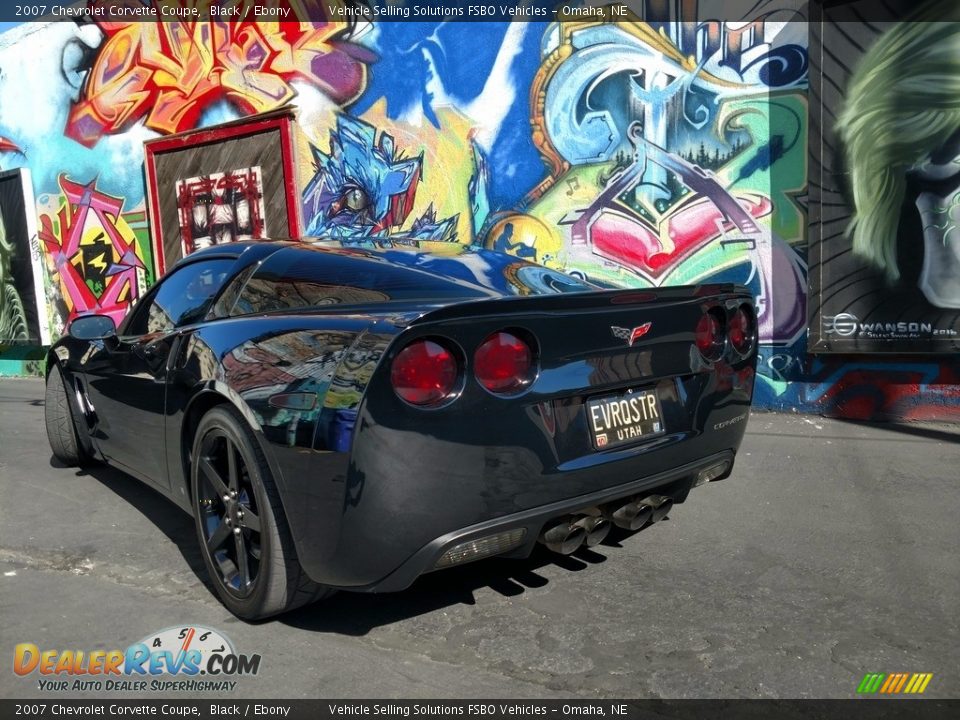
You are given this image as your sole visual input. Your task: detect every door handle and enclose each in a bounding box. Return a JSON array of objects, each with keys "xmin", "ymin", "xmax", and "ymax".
[{"xmin": 135, "ymin": 340, "xmax": 169, "ymax": 366}]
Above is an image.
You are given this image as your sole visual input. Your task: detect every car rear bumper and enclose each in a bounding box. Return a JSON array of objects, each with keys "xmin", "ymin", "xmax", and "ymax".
[
  {"xmin": 317, "ymin": 449, "xmax": 735, "ymax": 593},
  {"xmin": 268, "ymin": 372, "xmax": 752, "ymax": 590},
  {"xmin": 270, "ymin": 438, "xmax": 735, "ymax": 592}
]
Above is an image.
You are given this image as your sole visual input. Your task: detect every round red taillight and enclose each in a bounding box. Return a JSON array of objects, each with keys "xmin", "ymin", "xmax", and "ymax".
[
  {"xmin": 474, "ymin": 331, "xmax": 535, "ymax": 394},
  {"xmin": 729, "ymin": 304, "xmax": 754, "ymax": 355},
  {"xmin": 391, "ymin": 339, "xmax": 458, "ymax": 406},
  {"xmin": 695, "ymin": 309, "xmax": 725, "ymax": 361}
]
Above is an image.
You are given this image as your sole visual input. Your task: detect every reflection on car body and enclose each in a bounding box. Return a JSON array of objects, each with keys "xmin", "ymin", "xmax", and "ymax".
[{"xmin": 45, "ymin": 240, "xmax": 757, "ymax": 620}]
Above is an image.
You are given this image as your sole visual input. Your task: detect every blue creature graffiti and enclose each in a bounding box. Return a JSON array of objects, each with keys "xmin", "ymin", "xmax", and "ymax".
[{"xmin": 302, "ymin": 114, "xmax": 459, "ymax": 243}]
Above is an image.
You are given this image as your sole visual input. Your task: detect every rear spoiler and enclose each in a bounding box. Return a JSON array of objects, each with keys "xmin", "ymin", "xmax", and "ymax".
[{"xmin": 408, "ymin": 284, "xmax": 753, "ymax": 326}]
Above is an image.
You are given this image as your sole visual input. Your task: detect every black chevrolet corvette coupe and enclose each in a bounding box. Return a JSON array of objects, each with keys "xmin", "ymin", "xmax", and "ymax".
[{"xmin": 45, "ymin": 241, "xmax": 757, "ymax": 619}]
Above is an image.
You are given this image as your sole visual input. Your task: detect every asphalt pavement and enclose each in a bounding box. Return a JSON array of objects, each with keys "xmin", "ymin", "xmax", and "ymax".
[{"xmin": 1, "ymin": 377, "xmax": 957, "ymax": 699}]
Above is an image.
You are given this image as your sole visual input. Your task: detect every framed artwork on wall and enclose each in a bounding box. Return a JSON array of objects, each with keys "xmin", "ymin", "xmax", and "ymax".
[
  {"xmin": 143, "ymin": 107, "xmax": 303, "ymax": 276},
  {"xmin": 808, "ymin": 0, "xmax": 960, "ymax": 353}
]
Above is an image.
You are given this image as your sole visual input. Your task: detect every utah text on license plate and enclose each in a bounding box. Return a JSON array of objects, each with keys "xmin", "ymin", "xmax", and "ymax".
[{"xmin": 587, "ymin": 389, "xmax": 665, "ymax": 450}]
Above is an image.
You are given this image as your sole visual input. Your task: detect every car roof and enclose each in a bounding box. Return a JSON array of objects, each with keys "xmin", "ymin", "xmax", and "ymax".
[
  {"xmin": 178, "ymin": 238, "xmax": 475, "ymax": 269},
  {"xmin": 174, "ymin": 239, "xmax": 596, "ymax": 297},
  {"xmin": 184, "ymin": 241, "xmax": 265, "ymax": 260}
]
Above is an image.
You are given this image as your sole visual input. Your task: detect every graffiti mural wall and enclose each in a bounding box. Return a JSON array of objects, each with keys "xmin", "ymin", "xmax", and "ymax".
[
  {"xmin": 499, "ymin": 21, "xmax": 808, "ymax": 340},
  {"xmin": 809, "ymin": 0, "xmax": 960, "ymax": 354},
  {"xmin": 0, "ymin": 169, "xmax": 49, "ymax": 345},
  {"xmin": 289, "ymin": 6, "xmax": 819, "ymax": 413},
  {"xmin": 0, "ymin": 1, "xmax": 957, "ymax": 419},
  {"xmin": 0, "ymin": 9, "xmax": 372, "ymax": 344},
  {"xmin": 37, "ymin": 175, "xmax": 149, "ymax": 329}
]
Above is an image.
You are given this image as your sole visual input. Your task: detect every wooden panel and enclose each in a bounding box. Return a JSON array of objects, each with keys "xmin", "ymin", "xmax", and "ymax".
[{"xmin": 153, "ymin": 129, "xmax": 288, "ymax": 267}]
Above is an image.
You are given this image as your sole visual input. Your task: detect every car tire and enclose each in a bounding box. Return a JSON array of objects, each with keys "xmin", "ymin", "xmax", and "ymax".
[
  {"xmin": 190, "ymin": 405, "xmax": 333, "ymax": 620},
  {"xmin": 44, "ymin": 363, "xmax": 87, "ymax": 467}
]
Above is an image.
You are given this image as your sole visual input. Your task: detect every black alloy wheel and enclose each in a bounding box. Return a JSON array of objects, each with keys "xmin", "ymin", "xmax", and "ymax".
[
  {"xmin": 195, "ymin": 426, "xmax": 263, "ymax": 596},
  {"xmin": 190, "ymin": 406, "xmax": 332, "ymax": 620}
]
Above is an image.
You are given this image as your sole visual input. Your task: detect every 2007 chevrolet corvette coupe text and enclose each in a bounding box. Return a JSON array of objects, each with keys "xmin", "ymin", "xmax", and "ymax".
[{"xmin": 45, "ymin": 241, "xmax": 757, "ymax": 619}]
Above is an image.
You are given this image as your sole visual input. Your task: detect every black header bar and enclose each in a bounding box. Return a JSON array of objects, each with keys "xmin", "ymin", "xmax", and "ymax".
[{"xmin": 1, "ymin": 0, "xmax": 809, "ymax": 25}]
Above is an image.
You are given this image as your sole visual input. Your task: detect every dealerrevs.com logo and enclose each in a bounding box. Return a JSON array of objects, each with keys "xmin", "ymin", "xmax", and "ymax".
[{"xmin": 13, "ymin": 625, "xmax": 261, "ymax": 693}]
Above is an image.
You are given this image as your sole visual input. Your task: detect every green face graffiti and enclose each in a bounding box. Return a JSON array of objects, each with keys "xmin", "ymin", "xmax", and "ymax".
[
  {"xmin": 0, "ymin": 205, "xmax": 29, "ymax": 342},
  {"xmin": 837, "ymin": 2, "xmax": 960, "ymax": 286}
]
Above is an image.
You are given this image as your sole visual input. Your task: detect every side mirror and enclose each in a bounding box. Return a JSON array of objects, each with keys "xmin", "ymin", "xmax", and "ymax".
[{"xmin": 69, "ymin": 314, "xmax": 118, "ymax": 341}]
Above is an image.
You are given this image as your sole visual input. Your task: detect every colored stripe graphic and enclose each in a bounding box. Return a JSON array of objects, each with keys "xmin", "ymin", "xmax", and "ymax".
[
  {"xmin": 857, "ymin": 672, "xmax": 932, "ymax": 694},
  {"xmin": 857, "ymin": 673, "xmax": 885, "ymax": 693},
  {"xmin": 880, "ymin": 674, "xmax": 897, "ymax": 693}
]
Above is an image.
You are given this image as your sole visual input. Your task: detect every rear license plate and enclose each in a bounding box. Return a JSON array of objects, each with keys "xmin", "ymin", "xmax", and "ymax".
[{"xmin": 587, "ymin": 389, "xmax": 664, "ymax": 450}]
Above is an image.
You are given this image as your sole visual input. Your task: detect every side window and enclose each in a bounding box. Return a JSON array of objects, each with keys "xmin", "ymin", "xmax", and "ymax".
[
  {"xmin": 208, "ymin": 263, "xmax": 257, "ymax": 319},
  {"xmin": 232, "ymin": 275, "xmax": 388, "ymax": 315},
  {"xmin": 124, "ymin": 259, "xmax": 235, "ymax": 336},
  {"xmin": 231, "ymin": 251, "xmax": 390, "ymax": 315},
  {"xmin": 226, "ymin": 246, "xmax": 490, "ymax": 317}
]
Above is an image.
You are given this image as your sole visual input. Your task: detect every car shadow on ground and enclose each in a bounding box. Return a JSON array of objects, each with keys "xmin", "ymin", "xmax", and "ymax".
[
  {"xmin": 0, "ymin": 395, "xmax": 45, "ymax": 407},
  {"xmin": 279, "ymin": 539, "xmax": 624, "ymax": 636},
  {"xmin": 68, "ymin": 455, "xmax": 655, "ymax": 634},
  {"xmin": 282, "ymin": 522, "xmax": 660, "ymax": 635},
  {"xmin": 61, "ymin": 457, "xmax": 215, "ymax": 598}
]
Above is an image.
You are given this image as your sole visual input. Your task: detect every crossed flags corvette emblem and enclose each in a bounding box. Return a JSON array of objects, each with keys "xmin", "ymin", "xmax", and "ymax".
[{"xmin": 611, "ymin": 322, "xmax": 652, "ymax": 347}]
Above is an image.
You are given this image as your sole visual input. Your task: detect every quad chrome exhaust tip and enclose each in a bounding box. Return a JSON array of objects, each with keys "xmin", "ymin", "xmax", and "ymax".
[
  {"xmin": 539, "ymin": 518, "xmax": 587, "ymax": 555},
  {"xmin": 647, "ymin": 494, "xmax": 673, "ymax": 523},
  {"xmin": 611, "ymin": 500, "xmax": 653, "ymax": 531},
  {"xmin": 609, "ymin": 494, "xmax": 673, "ymax": 531},
  {"xmin": 539, "ymin": 494, "xmax": 673, "ymax": 554},
  {"xmin": 573, "ymin": 515, "xmax": 611, "ymax": 547}
]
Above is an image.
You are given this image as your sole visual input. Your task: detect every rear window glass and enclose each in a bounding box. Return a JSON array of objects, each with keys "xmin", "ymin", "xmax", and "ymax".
[{"xmin": 229, "ymin": 247, "xmax": 493, "ymax": 315}]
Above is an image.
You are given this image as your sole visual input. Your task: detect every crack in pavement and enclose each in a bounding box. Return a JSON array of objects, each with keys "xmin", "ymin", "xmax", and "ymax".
[{"xmin": 0, "ymin": 547, "xmax": 213, "ymax": 604}]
